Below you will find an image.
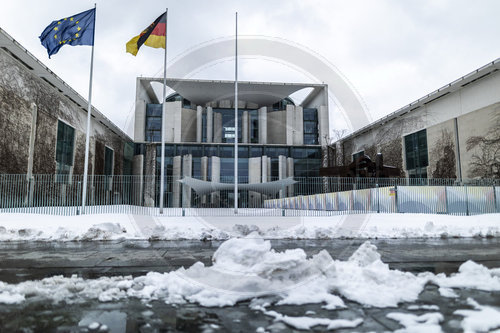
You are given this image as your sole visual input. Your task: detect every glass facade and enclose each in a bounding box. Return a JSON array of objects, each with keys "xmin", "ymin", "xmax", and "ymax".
[
  {"xmin": 213, "ymin": 108, "xmax": 243, "ymax": 143},
  {"xmin": 303, "ymin": 108, "xmax": 318, "ymax": 145},
  {"xmin": 272, "ymin": 97, "xmax": 295, "ymax": 111},
  {"xmin": 154, "ymin": 144, "xmax": 322, "ymax": 180},
  {"xmin": 145, "ymin": 103, "xmax": 162, "ymax": 142},
  {"xmin": 250, "ymin": 109, "xmax": 259, "ymax": 143},
  {"xmin": 404, "ymin": 129, "xmax": 428, "ymax": 178}
]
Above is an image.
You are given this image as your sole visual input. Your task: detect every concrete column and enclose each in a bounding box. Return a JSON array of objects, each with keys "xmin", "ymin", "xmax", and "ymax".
[
  {"xmin": 261, "ymin": 155, "xmax": 268, "ymax": 202},
  {"xmin": 207, "ymin": 106, "xmax": 213, "ymax": 143},
  {"xmin": 134, "ymin": 78, "xmax": 146, "ymax": 142},
  {"xmin": 286, "ymin": 105, "xmax": 294, "ymax": 145},
  {"xmin": 144, "ymin": 145, "xmax": 156, "ymax": 207},
  {"xmin": 242, "ymin": 111, "xmax": 249, "ymax": 143},
  {"xmin": 201, "ymin": 156, "xmax": 208, "ymax": 205},
  {"xmin": 211, "ymin": 156, "xmax": 220, "ymax": 206},
  {"xmin": 165, "ymin": 101, "xmax": 182, "ymax": 142},
  {"xmin": 182, "ymin": 155, "xmax": 192, "ymax": 208},
  {"xmin": 196, "ymin": 106, "xmax": 202, "ymax": 143},
  {"xmin": 287, "ymin": 157, "xmax": 294, "ymax": 197},
  {"xmin": 172, "ymin": 156, "xmax": 181, "ymax": 207},
  {"xmin": 261, "ymin": 155, "xmax": 268, "ymax": 183},
  {"xmin": 248, "ymin": 156, "xmax": 262, "ymax": 207},
  {"xmin": 174, "ymin": 102, "xmax": 182, "ymax": 143},
  {"xmin": 278, "ymin": 155, "xmax": 287, "ymax": 198},
  {"xmin": 214, "ymin": 112, "xmax": 223, "ymax": 143},
  {"xmin": 258, "ymin": 106, "xmax": 268, "ymax": 144},
  {"xmin": 294, "ymin": 106, "xmax": 303, "ymax": 145},
  {"xmin": 319, "ymin": 105, "xmax": 329, "ymax": 146},
  {"xmin": 132, "ymin": 154, "xmax": 144, "ymax": 206}
]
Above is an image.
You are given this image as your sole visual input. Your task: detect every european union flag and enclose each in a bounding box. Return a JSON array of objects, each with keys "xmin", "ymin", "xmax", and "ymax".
[{"xmin": 39, "ymin": 8, "xmax": 95, "ymax": 58}]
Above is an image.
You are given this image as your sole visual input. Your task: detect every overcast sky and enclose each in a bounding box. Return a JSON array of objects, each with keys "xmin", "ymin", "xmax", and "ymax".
[{"xmin": 1, "ymin": 0, "xmax": 499, "ymax": 137}]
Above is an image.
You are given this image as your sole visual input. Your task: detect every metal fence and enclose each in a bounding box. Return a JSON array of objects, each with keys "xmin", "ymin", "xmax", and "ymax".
[{"xmin": 0, "ymin": 174, "xmax": 499, "ymax": 216}]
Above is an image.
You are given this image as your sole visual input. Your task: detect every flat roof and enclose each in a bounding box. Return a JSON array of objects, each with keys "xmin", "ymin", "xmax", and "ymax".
[
  {"xmin": 0, "ymin": 27, "xmax": 131, "ymax": 141},
  {"xmin": 139, "ymin": 77, "xmax": 326, "ymax": 106},
  {"xmin": 340, "ymin": 58, "xmax": 500, "ymax": 142}
]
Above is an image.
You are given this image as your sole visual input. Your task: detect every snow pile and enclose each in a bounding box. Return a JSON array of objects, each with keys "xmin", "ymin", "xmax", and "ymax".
[
  {"xmin": 386, "ymin": 312, "xmax": 444, "ymax": 333},
  {"xmin": 258, "ymin": 213, "xmax": 500, "ymax": 239},
  {"xmin": 432, "ymin": 260, "xmax": 500, "ymax": 291},
  {"xmin": 0, "ymin": 236, "xmax": 500, "ymax": 331},
  {"xmin": 0, "ymin": 214, "xmax": 139, "ymax": 241},
  {"xmin": 0, "ymin": 213, "xmax": 499, "ymax": 241},
  {"xmin": 454, "ymin": 298, "xmax": 500, "ymax": 333}
]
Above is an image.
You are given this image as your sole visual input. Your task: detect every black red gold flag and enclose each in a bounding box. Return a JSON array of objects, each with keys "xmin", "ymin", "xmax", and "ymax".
[{"xmin": 126, "ymin": 12, "xmax": 166, "ymax": 56}]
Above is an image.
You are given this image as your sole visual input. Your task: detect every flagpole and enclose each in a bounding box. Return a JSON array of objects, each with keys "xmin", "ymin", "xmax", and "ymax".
[
  {"xmin": 159, "ymin": 8, "xmax": 168, "ymax": 214},
  {"xmin": 81, "ymin": 3, "xmax": 97, "ymax": 214},
  {"xmin": 234, "ymin": 12, "xmax": 238, "ymax": 214}
]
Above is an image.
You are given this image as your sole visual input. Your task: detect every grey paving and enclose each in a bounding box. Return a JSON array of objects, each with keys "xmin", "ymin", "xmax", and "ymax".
[{"xmin": 0, "ymin": 238, "xmax": 499, "ymax": 332}]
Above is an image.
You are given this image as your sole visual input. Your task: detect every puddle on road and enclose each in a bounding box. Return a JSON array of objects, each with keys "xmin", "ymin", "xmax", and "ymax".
[{"xmin": 0, "ymin": 285, "xmax": 498, "ymax": 332}]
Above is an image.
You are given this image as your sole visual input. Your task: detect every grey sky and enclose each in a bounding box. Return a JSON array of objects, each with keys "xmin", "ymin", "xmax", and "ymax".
[{"xmin": 1, "ymin": 0, "xmax": 499, "ymax": 137}]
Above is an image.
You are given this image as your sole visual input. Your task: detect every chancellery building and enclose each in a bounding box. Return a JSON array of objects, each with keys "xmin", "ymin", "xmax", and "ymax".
[{"xmin": 132, "ymin": 78, "xmax": 329, "ymax": 207}]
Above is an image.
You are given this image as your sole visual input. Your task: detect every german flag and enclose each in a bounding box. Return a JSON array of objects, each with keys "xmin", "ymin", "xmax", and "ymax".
[{"xmin": 126, "ymin": 12, "xmax": 166, "ymax": 56}]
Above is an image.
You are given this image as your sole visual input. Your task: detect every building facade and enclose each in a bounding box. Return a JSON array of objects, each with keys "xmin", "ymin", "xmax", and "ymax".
[
  {"xmin": 331, "ymin": 59, "xmax": 500, "ymax": 180},
  {"xmin": 133, "ymin": 78, "xmax": 330, "ymax": 207},
  {"xmin": 0, "ymin": 28, "xmax": 133, "ymax": 179}
]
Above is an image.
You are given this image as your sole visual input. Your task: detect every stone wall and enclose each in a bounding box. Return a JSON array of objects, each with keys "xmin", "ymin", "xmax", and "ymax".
[{"xmin": 0, "ymin": 47, "xmax": 130, "ymax": 176}]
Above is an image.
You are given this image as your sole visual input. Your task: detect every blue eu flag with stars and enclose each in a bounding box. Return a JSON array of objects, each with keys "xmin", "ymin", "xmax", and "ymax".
[{"xmin": 39, "ymin": 8, "xmax": 95, "ymax": 58}]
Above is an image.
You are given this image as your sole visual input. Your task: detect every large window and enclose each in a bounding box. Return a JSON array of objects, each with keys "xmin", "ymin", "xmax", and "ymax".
[
  {"xmin": 55, "ymin": 120, "xmax": 75, "ymax": 179},
  {"xmin": 104, "ymin": 147, "xmax": 114, "ymax": 176},
  {"xmin": 214, "ymin": 109, "xmax": 244, "ymax": 143},
  {"xmin": 123, "ymin": 142, "xmax": 134, "ymax": 175},
  {"xmin": 404, "ymin": 129, "xmax": 428, "ymax": 178},
  {"xmin": 145, "ymin": 104, "xmax": 162, "ymax": 142},
  {"xmin": 250, "ymin": 110, "xmax": 259, "ymax": 143},
  {"xmin": 303, "ymin": 108, "xmax": 318, "ymax": 145}
]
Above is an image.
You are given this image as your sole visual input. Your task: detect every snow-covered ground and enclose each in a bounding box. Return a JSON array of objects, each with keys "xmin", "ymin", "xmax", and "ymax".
[
  {"xmin": 0, "ymin": 236, "xmax": 499, "ymax": 332},
  {"xmin": 0, "ymin": 212, "xmax": 498, "ymax": 241}
]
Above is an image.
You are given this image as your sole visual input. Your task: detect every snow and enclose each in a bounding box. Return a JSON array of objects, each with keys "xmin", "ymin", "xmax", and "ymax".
[
  {"xmin": 0, "ymin": 236, "xmax": 498, "ymax": 310},
  {"xmin": 0, "ymin": 235, "xmax": 499, "ymax": 331},
  {"xmin": 407, "ymin": 304, "xmax": 440, "ymax": 311},
  {"xmin": 386, "ymin": 312, "xmax": 443, "ymax": 333},
  {"xmin": 438, "ymin": 287, "xmax": 459, "ymax": 298},
  {"xmin": 454, "ymin": 298, "xmax": 500, "ymax": 333},
  {"xmin": 432, "ymin": 260, "xmax": 500, "ymax": 291},
  {"xmin": 257, "ymin": 307, "xmax": 363, "ymax": 330},
  {"xmin": 0, "ymin": 212, "xmax": 498, "ymax": 241}
]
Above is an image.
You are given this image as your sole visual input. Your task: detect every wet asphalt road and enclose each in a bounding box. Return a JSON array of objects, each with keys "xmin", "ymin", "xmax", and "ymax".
[
  {"xmin": 0, "ymin": 238, "xmax": 499, "ymax": 283},
  {"xmin": 0, "ymin": 238, "xmax": 499, "ymax": 332}
]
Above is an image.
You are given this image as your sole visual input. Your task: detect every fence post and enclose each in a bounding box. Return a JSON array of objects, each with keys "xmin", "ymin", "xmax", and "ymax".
[
  {"xmin": 493, "ymin": 185, "xmax": 498, "ymax": 213},
  {"xmin": 76, "ymin": 181, "xmax": 81, "ymax": 215},
  {"xmin": 281, "ymin": 183, "xmax": 285, "ymax": 216},
  {"xmin": 376, "ymin": 183, "xmax": 380, "ymax": 213},
  {"xmin": 395, "ymin": 183, "xmax": 399, "ymax": 213},
  {"xmin": 28, "ymin": 176, "xmax": 34, "ymax": 209},
  {"xmin": 444, "ymin": 185, "xmax": 449, "ymax": 215},
  {"xmin": 465, "ymin": 183, "xmax": 469, "ymax": 216}
]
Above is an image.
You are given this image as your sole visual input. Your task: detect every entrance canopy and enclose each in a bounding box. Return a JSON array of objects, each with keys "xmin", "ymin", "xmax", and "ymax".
[{"xmin": 178, "ymin": 177, "xmax": 297, "ymax": 196}]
